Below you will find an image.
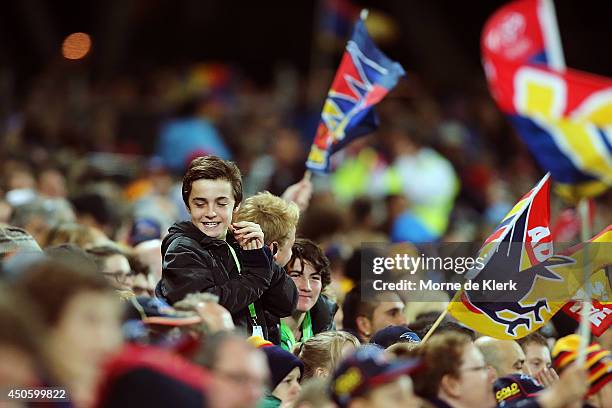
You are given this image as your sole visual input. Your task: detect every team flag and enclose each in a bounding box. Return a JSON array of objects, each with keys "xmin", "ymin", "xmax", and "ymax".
[
  {"xmin": 448, "ymin": 174, "xmax": 557, "ymax": 339},
  {"xmin": 482, "ymin": 0, "xmax": 612, "ymax": 200},
  {"xmin": 448, "ymin": 174, "xmax": 611, "ymax": 339},
  {"xmin": 562, "ymin": 227, "xmax": 612, "ymax": 336},
  {"xmin": 563, "ymin": 299, "xmax": 611, "ymax": 337},
  {"xmin": 306, "ymin": 16, "xmax": 405, "ymax": 172}
]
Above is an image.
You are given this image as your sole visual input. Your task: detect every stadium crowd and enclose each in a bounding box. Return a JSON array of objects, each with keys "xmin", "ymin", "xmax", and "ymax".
[{"xmin": 0, "ymin": 60, "xmax": 611, "ymax": 408}]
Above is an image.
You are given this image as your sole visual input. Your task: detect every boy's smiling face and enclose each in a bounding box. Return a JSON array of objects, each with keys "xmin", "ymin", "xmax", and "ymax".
[{"xmin": 188, "ymin": 178, "xmax": 238, "ymax": 240}]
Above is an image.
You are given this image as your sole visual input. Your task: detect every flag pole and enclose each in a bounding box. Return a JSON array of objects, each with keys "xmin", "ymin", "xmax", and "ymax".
[
  {"xmin": 539, "ymin": 0, "xmax": 566, "ymax": 70},
  {"xmin": 577, "ymin": 199, "xmax": 592, "ymax": 365},
  {"xmin": 541, "ymin": 0, "xmax": 593, "ymax": 364},
  {"xmin": 421, "ymin": 309, "xmax": 448, "ymax": 343},
  {"xmin": 421, "ymin": 290, "xmax": 461, "ymax": 343}
]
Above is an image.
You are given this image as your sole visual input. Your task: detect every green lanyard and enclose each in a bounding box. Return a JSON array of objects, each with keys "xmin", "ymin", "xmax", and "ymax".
[
  {"xmin": 280, "ymin": 311, "xmax": 313, "ymax": 352},
  {"xmin": 227, "ymin": 244, "xmax": 258, "ymax": 323}
]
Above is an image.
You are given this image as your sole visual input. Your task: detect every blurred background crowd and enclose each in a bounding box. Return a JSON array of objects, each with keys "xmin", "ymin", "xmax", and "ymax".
[{"xmin": 0, "ymin": 0, "xmax": 611, "ymax": 407}]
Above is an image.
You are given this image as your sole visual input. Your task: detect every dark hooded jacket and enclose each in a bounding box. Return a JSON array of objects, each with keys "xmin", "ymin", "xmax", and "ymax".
[
  {"xmin": 311, "ymin": 294, "xmax": 338, "ymax": 334},
  {"xmin": 155, "ymin": 221, "xmax": 297, "ymax": 339}
]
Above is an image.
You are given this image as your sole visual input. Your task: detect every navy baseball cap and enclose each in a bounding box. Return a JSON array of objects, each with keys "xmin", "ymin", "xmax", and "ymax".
[
  {"xmin": 370, "ymin": 325, "xmax": 421, "ymax": 349},
  {"xmin": 129, "ymin": 218, "xmax": 162, "ymax": 246},
  {"xmin": 494, "ymin": 374, "xmax": 544, "ymax": 407},
  {"xmin": 330, "ymin": 346, "xmax": 423, "ymax": 408}
]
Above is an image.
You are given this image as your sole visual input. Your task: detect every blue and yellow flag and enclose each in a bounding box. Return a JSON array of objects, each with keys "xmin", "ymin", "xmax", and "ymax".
[
  {"xmin": 482, "ymin": 0, "xmax": 612, "ymax": 200},
  {"xmin": 306, "ymin": 17, "xmax": 405, "ymax": 172}
]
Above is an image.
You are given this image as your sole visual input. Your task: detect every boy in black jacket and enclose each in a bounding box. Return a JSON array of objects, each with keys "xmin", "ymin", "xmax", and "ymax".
[{"xmin": 155, "ymin": 156, "xmax": 295, "ymax": 339}]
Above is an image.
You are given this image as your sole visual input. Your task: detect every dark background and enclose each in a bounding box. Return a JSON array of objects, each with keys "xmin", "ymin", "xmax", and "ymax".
[{"xmin": 1, "ymin": 0, "xmax": 612, "ymax": 91}]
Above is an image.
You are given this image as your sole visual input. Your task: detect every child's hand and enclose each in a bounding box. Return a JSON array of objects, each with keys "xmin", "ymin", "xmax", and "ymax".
[
  {"xmin": 232, "ymin": 221, "xmax": 264, "ymax": 250},
  {"xmin": 281, "ymin": 173, "xmax": 312, "ymax": 212}
]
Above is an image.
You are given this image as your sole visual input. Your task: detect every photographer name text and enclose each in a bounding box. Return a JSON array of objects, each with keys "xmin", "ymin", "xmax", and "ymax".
[{"xmin": 372, "ymin": 279, "xmax": 517, "ymax": 291}]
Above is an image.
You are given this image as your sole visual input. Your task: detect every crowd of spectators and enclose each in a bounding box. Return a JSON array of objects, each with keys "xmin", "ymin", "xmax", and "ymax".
[{"xmin": 0, "ymin": 59, "xmax": 610, "ymax": 408}]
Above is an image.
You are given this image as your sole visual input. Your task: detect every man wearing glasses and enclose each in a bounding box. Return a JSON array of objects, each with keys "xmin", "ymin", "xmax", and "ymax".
[
  {"xmin": 195, "ymin": 332, "xmax": 269, "ymax": 408},
  {"xmin": 87, "ymin": 245, "xmax": 135, "ymax": 291}
]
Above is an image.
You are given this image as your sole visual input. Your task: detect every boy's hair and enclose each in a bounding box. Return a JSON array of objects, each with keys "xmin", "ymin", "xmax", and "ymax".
[
  {"xmin": 233, "ymin": 191, "xmax": 299, "ymax": 246},
  {"xmin": 182, "ymin": 156, "xmax": 242, "ymax": 209},
  {"xmin": 517, "ymin": 331, "xmax": 548, "ymax": 349},
  {"xmin": 286, "ymin": 238, "xmax": 331, "ymax": 289}
]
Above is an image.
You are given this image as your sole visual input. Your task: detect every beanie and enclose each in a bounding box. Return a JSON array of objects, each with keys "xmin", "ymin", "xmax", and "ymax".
[
  {"xmin": 248, "ymin": 336, "xmax": 304, "ymax": 389},
  {"xmin": 552, "ymin": 334, "xmax": 612, "ymax": 396}
]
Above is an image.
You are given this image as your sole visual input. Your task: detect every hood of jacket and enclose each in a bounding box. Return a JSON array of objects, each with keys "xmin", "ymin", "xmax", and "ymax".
[{"xmin": 310, "ymin": 294, "xmax": 339, "ymax": 334}]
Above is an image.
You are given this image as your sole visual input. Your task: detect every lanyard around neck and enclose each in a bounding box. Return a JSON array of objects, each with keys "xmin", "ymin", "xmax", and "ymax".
[
  {"xmin": 280, "ymin": 311, "xmax": 313, "ymax": 351},
  {"xmin": 227, "ymin": 244, "xmax": 257, "ymax": 321}
]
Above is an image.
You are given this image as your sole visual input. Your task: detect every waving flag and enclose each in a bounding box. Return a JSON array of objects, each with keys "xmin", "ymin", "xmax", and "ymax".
[
  {"xmin": 482, "ymin": 0, "xmax": 612, "ymax": 200},
  {"xmin": 449, "ymin": 174, "xmax": 563, "ymax": 339},
  {"xmin": 465, "ymin": 174, "xmax": 554, "ymax": 281},
  {"xmin": 563, "ymin": 299, "xmax": 612, "ymax": 337},
  {"xmin": 306, "ymin": 17, "xmax": 405, "ymax": 172},
  {"xmin": 448, "ymin": 176, "xmax": 611, "ymax": 340},
  {"xmin": 562, "ymin": 227, "xmax": 612, "ymax": 336}
]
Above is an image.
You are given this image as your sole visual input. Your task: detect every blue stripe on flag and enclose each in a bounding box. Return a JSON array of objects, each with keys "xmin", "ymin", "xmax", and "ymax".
[{"xmin": 507, "ymin": 114, "xmax": 597, "ymax": 184}]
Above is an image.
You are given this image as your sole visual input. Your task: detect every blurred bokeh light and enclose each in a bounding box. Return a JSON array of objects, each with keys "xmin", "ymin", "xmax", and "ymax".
[{"xmin": 62, "ymin": 32, "xmax": 91, "ymax": 60}]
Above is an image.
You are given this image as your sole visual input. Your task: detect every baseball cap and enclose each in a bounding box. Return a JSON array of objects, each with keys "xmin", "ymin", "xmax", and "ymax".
[
  {"xmin": 129, "ymin": 218, "xmax": 162, "ymax": 246},
  {"xmin": 330, "ymin": 345, "xmax": 423, "ymax": 408},
  {"xmin": 0, "ymin": 226, "xmax": 41, "ymax": 259},
  {"xmin": 370, "ymin": 325, "xmax": 421, "ymax": 349},
  {"xmin": 493, "ymin": 374, "xmax": 543, "ymax": 407}
]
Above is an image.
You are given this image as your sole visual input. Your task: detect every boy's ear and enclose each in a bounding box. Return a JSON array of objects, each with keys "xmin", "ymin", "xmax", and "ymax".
[{"xmin": 269, "ymin": 242, "xmax": 278, "ymax": 256}]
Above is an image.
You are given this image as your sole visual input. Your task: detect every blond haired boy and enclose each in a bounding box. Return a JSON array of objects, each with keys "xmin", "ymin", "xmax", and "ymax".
[
  {"xmin": 235, "ymin": 191, "xmax": 301, "ymax": 344},
  {"xmin": 234, "ymin": 191, "xmax": 299, "ymax": 267}
]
